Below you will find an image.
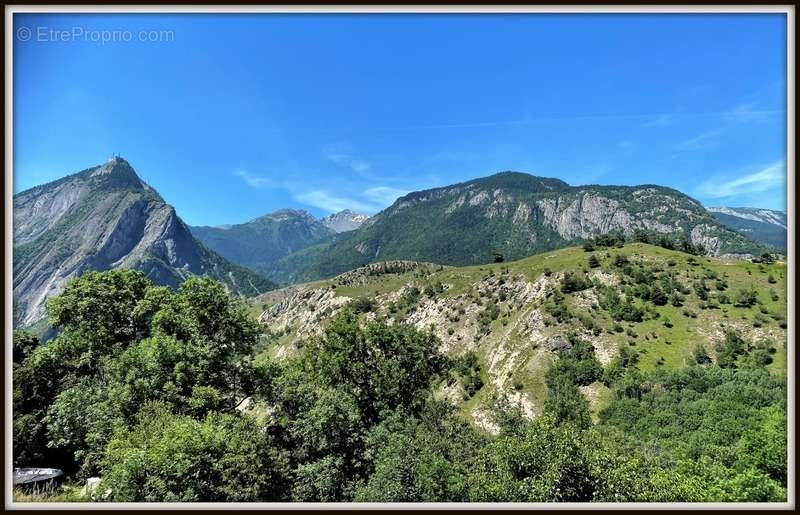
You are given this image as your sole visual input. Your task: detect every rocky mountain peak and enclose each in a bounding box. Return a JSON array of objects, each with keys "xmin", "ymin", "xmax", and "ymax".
[
  {"xmin": 84, "ymin": 155, "xmax": 157, "ymax": 196},
  {"xmin": 13, "ymin": 159, "xmax": 274, "ymax": 328},
  {"xmin": 268, "ymin": 208, "xmax": 316, "ymax": 222},
  {"xmin": 320, "ymin": 209, "xmax": 370, "ymax": 233}
]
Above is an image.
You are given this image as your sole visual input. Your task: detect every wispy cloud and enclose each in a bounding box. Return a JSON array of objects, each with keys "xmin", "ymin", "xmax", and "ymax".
[
  {"xmin": 294, "ymin": 190, "xmax": 375, "ymax": 214},
  {"xmin": 233, "ymin": 169, "xmax": 280, "ymax": 189},
  {"xmin": 321, "ymin": 143, "xmax": 371, "ymax": 173},
  {"xmin": 697, "ymin": 161, "xmax": 786, "ymax": 198},
  {"xmin": 363, "ymin": 186, "xmax": 409, "ymax": 206},
  {"xmin": 676, "ymin": 129, "xmax": 723, "ymax": 151},
  {"xmin": 233, "ymin": 166, "xmax": 409, "ymax": 215},
  {"xmin": 619, "ymin": 139, "xmax": 633, "ymax": 148},
  {"xmin": 644, "ymin": 101, "xmax": 780, "ymax": 130}
]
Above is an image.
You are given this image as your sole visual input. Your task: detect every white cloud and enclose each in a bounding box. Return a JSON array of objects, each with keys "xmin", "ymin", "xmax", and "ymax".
[
  {"xmin": 321, "ymin": 144, "xmax": 371, "ymax": 173},
  {"xmin": 233, "ymin": 169, "xmax": 278, "ymax": 189},
  {"xmin": 676, "ymin": 129, "xmax": 722, "ymax": 151},
  {"xmin": 294, "ymin": 190, "xmax": 374, "ymax": 214},
  {"xmin": 619, "ymin": 139, "xmax": 633, "ymax": 148},
  {"xmin": 697, "ymin": 161, "xmax": 786, "ymax": 198},
  {"xmin": 363, "ymin": 186, "xmax": 409, "ymax": 206}
]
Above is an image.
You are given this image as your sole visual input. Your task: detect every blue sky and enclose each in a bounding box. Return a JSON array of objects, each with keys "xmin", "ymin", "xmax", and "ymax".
[{"xmin": 13, "ymin": 13, "xmax": 787, "ymax": 226}]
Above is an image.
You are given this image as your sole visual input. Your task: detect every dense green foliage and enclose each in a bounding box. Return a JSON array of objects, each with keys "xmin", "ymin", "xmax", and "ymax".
[{"xmin": 13, "ymin": 266, "xmax": 786, "ymax": 502}]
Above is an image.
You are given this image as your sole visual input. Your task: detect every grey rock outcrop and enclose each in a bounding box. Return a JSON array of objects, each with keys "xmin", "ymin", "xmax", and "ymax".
[{"xmin": 13, "ymin": 157, "xmax": 273, "ymax": 327}]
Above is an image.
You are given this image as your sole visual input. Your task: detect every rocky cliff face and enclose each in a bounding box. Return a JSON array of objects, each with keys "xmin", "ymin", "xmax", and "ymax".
[
  {"xmin": 271, "ymin": 172, "xmax": 766, "ymax": 284},
  {"xmin": 13, "ymin": 157, "xmax": 274, "ymax": 327},
  {"xmin": 320, "ymin": 209, "xmax": 370, "ymax": 233}
]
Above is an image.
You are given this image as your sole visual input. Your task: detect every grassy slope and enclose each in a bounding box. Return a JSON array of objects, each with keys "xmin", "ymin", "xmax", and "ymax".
[{"xmin": 252, "ymin": 243, "xmax": 787, "ymax": 428}]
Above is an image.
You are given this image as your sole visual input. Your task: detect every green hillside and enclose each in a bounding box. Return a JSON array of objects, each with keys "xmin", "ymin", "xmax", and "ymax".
[{"xmin": 256, "ymin": 242, "xmax": 787, "ymax": 424}]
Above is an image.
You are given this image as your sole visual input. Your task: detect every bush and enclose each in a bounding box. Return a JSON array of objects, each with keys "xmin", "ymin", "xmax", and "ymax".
[
  {"xmin": 101, "ymin": 405, "xmax": 289, "ymax": 501},
  {"xmin": 650, "ymin": 285, "xmax": 668, "ymax": 306},
  {"xmin": 348, "ymin": 297, "xmax": 377, "ymax": 314},
  {"xmin": 560, "ymin": 271, "xmax": 591, "ymax": 293},
  {"xmin": 734, "ymin": 287, "xmax": 759, "ymax": 308}
]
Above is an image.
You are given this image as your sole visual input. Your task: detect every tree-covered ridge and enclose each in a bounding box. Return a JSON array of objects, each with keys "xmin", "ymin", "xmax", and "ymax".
[
  {"xmin": 190, "ymin": 209, "xmax": 336, "ymax": 277},
  {"xmin": 268, "ymin": 172, "xmax": 768, "ymax": 285},
  {"xmin": 13, "ymin": 239, "xmax": 787, "ymax": 502}
]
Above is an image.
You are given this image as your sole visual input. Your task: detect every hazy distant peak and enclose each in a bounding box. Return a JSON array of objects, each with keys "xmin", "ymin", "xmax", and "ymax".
[
  {"xmin": 320, "ymin": 209, "xmax": 370, "ymax": 233},
  {"xmin": 707, "ymin": 206, "xmax": 787, "ymax": 229}
]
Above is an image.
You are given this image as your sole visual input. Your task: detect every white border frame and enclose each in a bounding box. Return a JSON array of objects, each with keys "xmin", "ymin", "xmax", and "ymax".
[{"xmin": 4, "ymin": 4, "xmax": 795, "ymax": 511}]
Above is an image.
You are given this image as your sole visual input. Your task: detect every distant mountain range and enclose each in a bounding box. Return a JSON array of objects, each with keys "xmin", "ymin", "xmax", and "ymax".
[
  {"xmin": 189, "ymin": 209, "xmax": 369, "ymax": 277},
  {"xmin": 12, "ymin": 157, "xmax": 275, "ymax": 327},
  {"xmin": 708, "ymin": 207, "xmax": 787, "ymax": 251},
  {"xmin": 265, "ymin": 172, "xmax": 769, "ymax": 284},
  {"xmin": 14, "ymin": 160, "xmax": 779, "ymax": 327}
]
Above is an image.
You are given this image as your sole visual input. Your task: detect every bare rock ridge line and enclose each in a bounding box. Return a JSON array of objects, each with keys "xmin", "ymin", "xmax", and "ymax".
[
  {"xmin": 13, "ymin": 157, "xmax": 274, "ymax": 328},
  {"xmin": 269, "ymin": 172, "xmax": 770, "ymax": 284}
]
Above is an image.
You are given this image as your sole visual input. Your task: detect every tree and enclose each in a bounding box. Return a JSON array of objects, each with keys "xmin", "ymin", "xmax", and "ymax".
[
  {"xmin": 492, "ymin": 252, "xmax": 505, "ymax": 263},
  {"xmin": 650, "ymin": 285, "xmax": 668, "ymax": 306},
  {"xmin": 355, "ymin": 402, "xmax": 485, "ymax": 502},
  {"xmin": 46, "ymin": 269, "xmax": 152, "ymax": 348},
  {"xmin": 12, "ymin": 330, "xmax": 38, "ymax": 365},
  {"xmin": 543, "ymin": 375, "xmax": 592, "ymax": 429},
  {"xmin": 306, "ymin": 310, "xmax": 446, "ymax": 423},
  {"xmin": 101, "ymin": 404, "xmax": 290, "ymax": 501},
  {"xmin": 716, "ymin": 330, "xmax": 747, "ymax": 368},
  {"xmin": 760, "ymin": 253, "xmax": 776, "ymax": 264},
  {"xmin": 692, "ymin": 344, "xmax": 711, "ymax": 365},
  {"xmin": 587, "ymin": 254, "xmax": 601, "ymax": 268},
  {"xmin": 467, "ymin": 416, "xmax": 595, "ymax": 501}
]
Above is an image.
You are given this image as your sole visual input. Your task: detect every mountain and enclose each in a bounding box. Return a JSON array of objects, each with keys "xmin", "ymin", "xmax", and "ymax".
[
  {"xmin": 190, "ymin": 209, "xmax": 335, "ymax": 277},
  {"xmin": 268, "ymin": 172, "xmax": 768, "ymax": 284},
  {"xmin": 253, "ymin": 242, "xmax": 787, "ymax": 429},
  {"xmin": 320, "ymin": 209, "xmax": 370, "ymax": 233},
  {"xmin": 13, "ymin": 157, "xmax": 275, "ymax": 327},
  {"xmin": 708, "ymin": 207, "xmax": 787, "ymax": 251}
]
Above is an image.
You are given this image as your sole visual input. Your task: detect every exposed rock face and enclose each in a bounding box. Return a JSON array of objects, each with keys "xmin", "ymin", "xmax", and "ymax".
[
  {"xmin": 13, "ymin": 157, "xmax": 273, "ymax": 327},
  {"xmin": 272, "ymin": 172, "xmax": 766, "ymax": 284},
  {"xmin": 320, "ymin": 209, "xmax": 369, "ymax": 233}
]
